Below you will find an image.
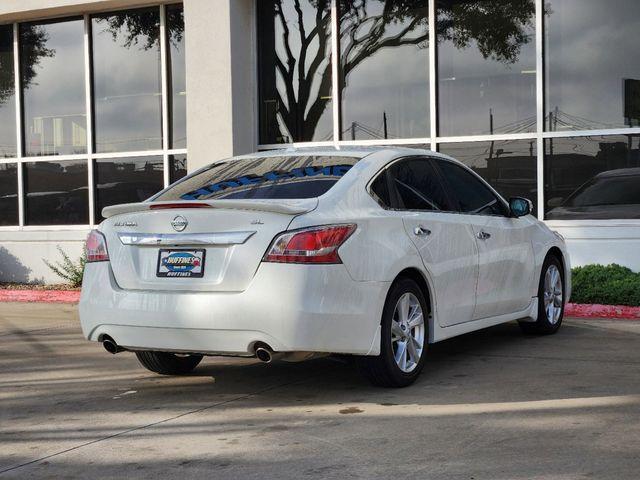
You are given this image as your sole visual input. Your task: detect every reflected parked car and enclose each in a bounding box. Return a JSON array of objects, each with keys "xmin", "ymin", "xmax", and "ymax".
[
  {"xmin": 547, "ymin": 168, "xmax": 640, "ymax": 220},
  {"xmin": 80, "ymin": 147, "xmax": 571, "ymax": 387}
]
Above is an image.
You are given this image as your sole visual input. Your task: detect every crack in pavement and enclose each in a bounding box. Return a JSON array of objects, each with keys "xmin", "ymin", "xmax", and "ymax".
[{"xmin": 0, "ymin": 375, "xmax": 315, "ymax": 476}]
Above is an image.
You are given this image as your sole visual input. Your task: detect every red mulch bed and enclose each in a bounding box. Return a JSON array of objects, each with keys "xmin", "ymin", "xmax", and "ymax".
[
  {"xmin": 565, "ymin": 303, "xmax": 640, "ymax": 320},
  {"xmin": 0, "ymin": 286, "xmax": 639, "ymax": 319},
  {"xmin": 0, "ymin": 283, "xmax": 80, "ymax": 304}
]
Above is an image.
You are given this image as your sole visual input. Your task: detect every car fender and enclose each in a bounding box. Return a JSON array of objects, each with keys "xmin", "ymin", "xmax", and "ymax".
[{"xmin": 530, "ymin": 222, "xmax": 572, "ymax": 302}]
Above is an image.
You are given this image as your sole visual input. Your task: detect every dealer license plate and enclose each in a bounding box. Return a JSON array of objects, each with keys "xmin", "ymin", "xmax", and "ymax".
[{"xmin": 157, "ymin": 249, "xmax": 206, "ymax": 278}]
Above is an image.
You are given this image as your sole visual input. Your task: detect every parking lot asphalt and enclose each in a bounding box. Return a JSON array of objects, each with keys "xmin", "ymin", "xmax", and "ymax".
[{"xmin": 1, "ymin": 303, "xmax": 639, "ymax": 479}]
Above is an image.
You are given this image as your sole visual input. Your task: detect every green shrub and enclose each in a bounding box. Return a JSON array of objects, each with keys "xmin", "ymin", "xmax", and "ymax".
[
  {"xmin": 43, "ymin": 246, "xmax": 86, "ymax": 288},
  {"xmin": 571, "ymin": 264, "xmax": 640, "ymax": 306}
]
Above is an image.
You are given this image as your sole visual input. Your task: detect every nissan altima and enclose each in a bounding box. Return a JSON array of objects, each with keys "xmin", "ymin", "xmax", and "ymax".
[{"xmin": 80, "ymin": 147, "xmax": 571, "ymax": 387}]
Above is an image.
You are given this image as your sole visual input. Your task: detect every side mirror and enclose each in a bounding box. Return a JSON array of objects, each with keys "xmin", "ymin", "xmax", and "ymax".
[{"xmin": 509, "ymin": 197, "xmax": 533, "ymax": 218}]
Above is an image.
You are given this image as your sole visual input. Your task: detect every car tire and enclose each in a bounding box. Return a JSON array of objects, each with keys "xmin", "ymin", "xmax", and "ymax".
[
  {"xmin": 357, "ymin": 278, "xmax": 428, "ymax": 388},
  {"xmin": 135, "ymin": 351, "xmax": 203, "ymax": 375},
  {"xmin": 519, "ymin": 255, "xmax": 565, "ymax": 335}
]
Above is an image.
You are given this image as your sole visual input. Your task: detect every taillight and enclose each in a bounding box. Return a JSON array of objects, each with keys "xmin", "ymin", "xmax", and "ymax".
[
  {"xmin": 263, "ymin": 224, "xmax": 356, "ymax": 264},
  {"xmin": 86, "ymin": 230, "xmax": 109, "ymax": 263}
]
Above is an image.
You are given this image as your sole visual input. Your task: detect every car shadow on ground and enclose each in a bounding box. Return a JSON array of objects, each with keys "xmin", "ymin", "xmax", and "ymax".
[{"xmin": 3, "ymin": 319, "xmax": 640, "ymax": 479}]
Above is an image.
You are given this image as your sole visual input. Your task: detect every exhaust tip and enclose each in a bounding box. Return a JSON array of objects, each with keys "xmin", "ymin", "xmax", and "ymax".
[
  {"xmin": 102, "ymin": 337, "xmax": 122, "ymax": 355},
  {"xmin": 255, "ymin": 346, "xmax": 273, "ymax": 363}
]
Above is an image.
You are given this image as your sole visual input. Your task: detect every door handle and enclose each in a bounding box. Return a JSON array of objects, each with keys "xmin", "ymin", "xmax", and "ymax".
[
  {"xmin": 476, "ymin": 231, "xmax": 491, "ymax": 240},
  {"xmin": 414, "ymin": 226, "xmax": 431, "ymax": 237}
]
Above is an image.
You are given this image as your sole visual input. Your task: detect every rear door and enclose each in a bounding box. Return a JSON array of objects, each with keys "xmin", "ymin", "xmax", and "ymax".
[
  {"xmin": 434, "ymin": 159, "xmax": 535, "ymax": 319},
  {"xmin": 384, "ymin": 157, "xmax": 479, "ymax": 327}
]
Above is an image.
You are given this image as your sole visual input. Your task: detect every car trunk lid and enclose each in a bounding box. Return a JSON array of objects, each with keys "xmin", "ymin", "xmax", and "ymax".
[{"xmin": 101, "ymin": 199, "xmax": 317, "ymax": 292}]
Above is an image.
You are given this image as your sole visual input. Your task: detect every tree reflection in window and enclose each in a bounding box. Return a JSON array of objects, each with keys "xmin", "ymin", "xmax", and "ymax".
[
  {"xmin": 258, "ymin": 0, "xmax": 537, "ymax": 144},
  {"xmin": 92, "ymin": 8, "xmax": 184, "ymax": 153},
  {"xmin": 0, "ymin": 25, "xmax": 17, "ymax": 158}
]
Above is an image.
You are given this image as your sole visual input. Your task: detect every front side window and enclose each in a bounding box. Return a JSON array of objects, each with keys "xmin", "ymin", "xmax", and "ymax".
[
  {"xmin": 439, "ymin": 140, "xmax": 538, "ymax": 216},
  {"xmin": 388, "ymin": 158, "xmax": 452, "ymax": 211},
  {"xmin": 154, "ymin": 155, "xmax": 360, "ymax": 202},
  {"xmin": 436, "ymin": 160, "xmax": 506, "ymax": 215}
]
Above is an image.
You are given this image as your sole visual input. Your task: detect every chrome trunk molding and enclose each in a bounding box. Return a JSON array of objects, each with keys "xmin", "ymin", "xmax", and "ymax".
[{"xmin": 117, "ymin": 231, "xmax": 256, "ymax": 246}]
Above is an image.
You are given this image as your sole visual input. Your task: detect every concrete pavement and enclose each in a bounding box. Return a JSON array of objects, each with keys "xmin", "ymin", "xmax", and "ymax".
[{"xmin": 1, "ymin": 303, "xmax": 639, "ymax": 479}]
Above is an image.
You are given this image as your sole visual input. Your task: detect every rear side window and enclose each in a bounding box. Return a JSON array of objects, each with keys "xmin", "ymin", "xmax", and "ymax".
[
  {"xmin": 388, "ymin": 158, "xmax": 452, "ymax": 211},
  {"xmin": 435, "ymin": 160, "xmax": 507, "ymax": 216},
  {"xmin": 153, "ymin": 155, "xmax": 360, "ymax": 201},
  {"xmin": 370, "ymin": 172, "xmax": 391, "ymax": 207}
]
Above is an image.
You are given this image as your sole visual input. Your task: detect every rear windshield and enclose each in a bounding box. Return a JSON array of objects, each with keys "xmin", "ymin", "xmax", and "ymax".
[{"xmin": 152, "ymin": 155, "xmax": 360, "ymax": 202}]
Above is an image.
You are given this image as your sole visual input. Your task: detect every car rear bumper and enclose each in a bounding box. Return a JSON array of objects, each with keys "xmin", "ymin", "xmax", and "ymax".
[{"xmin": 79, "ymin": 262, "xmax": 388, "ymax": 356}]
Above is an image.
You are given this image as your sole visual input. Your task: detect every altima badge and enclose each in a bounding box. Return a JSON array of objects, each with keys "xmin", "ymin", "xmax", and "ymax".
[{"xmin": 171, "ymin": 215, "xmax": 188, "ymax": 232}]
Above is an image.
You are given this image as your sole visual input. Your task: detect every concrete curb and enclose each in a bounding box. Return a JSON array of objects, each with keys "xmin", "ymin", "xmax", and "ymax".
[{"xmin": 0, "ymin": 290, "xmax": 81, "ymax": 304}]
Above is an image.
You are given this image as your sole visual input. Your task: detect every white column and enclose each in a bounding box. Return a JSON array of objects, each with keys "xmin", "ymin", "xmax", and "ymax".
[{"xmin": 183, "ymin": 0, "xmax": 256, "ymax": 172}]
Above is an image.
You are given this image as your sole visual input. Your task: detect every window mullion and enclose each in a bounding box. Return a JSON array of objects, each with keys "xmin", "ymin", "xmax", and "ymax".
[
  {"xmin": 536, "ymin": 0, "xmax": 544, "ymax": 220},
  {"xmin": 13, "ymin": 23, "xmax": 24, "ymax": 228},
  {"xmin": 84, "ymin": 14, "xmax": 95, "ymax": 227},
  {"xmin": 429, "ymin": 0, "xmax": 437, "ymax": 151},
  {"xmin": 330, "ymin": 0, "xmax": 340, "ymax": 144},
  {"xmin": 160, "ymin": 4, "xmax": 170, "ymax": 187}
]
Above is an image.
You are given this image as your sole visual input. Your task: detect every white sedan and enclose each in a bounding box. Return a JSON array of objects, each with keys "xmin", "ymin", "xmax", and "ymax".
[{"xmin": 80, "ymin": 147, "xmax": 571, "ymax": 387}]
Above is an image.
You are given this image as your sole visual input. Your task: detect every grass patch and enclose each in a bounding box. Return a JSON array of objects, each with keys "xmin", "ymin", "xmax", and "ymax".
[{"xmin": 571, "ymin": 264, "xmax": 640, "ymax": 307}]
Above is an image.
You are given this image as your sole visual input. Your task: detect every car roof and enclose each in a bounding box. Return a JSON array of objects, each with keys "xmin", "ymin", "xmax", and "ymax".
[
  {"xmin": 594, "ymin": 167, "xmax": 640, "ymax": 179},
  {"xmin": 229, "ymin": 145, "xmax": 440, "ymax": 162}
]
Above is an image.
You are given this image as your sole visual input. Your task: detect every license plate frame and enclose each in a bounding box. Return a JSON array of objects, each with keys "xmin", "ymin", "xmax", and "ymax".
[{"xmin": 156, "ymin": 249, "xmax": 206, "ymax": 278}]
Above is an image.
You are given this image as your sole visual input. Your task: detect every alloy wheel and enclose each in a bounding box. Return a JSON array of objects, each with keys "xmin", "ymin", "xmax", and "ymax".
[
  {"xmin": 391, "ymin": 292, "xmax": 425, "ymax": 373},
  {"xmin": 543, "ymin": 264, "xmax": 563, "ymax": 324}
]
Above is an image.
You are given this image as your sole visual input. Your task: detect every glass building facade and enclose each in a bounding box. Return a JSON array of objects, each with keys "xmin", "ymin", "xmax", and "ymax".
[
  {"xmin": 1, "ymin": 0, "xmax": 639, "ymax": 231},
  {"xmin": 257, "ymin": 0, "xmax": 640, "ymax": 221},
  {"xmin": 0, "ymin": 4, "xmax": 186, "ymax": 228}
]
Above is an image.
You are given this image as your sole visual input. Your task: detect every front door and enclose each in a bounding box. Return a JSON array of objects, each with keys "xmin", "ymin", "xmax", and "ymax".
[
  {"xmin": 434, "ymin": 159, "xmax": 535, "ymax": 320},
  {"xmin": 466, "ymin": 215, "xmax": 536, "ymax": 318}
]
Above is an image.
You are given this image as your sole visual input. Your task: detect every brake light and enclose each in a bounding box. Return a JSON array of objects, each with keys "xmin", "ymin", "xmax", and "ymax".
[
  {"xmin": 86, "ymin": 230, "xmax": 109, "ymax": 262},
  {"xmin": 150, "ymin": 203, "xmax": 211, "ymax": 210},
  {"xmin": 264, "ymin": 224, "xmax": 356, "ymax": 264}
]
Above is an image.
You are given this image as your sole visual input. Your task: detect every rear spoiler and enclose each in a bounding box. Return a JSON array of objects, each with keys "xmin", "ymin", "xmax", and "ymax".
[{"xmin": 101, "ymin": 198, "xmax": 319, "ymax": 219}]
